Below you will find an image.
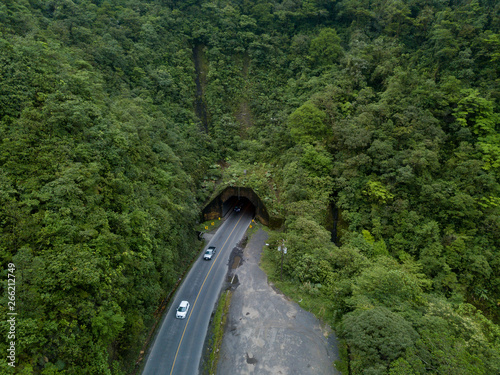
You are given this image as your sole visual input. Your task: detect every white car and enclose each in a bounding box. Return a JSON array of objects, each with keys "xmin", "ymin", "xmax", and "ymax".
[
  {"xmin": 203, "ymin": 246, "xmax": 217, "ymax": 260},
  {"xmin": 176, "ymin": 301, "xmax": 190, "ymax": 319}
]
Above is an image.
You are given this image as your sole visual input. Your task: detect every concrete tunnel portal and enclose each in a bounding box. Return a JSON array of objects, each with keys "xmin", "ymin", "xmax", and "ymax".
[{"xmin": 201, "ymin": 187, "xmax": 270, "ymax": 226}]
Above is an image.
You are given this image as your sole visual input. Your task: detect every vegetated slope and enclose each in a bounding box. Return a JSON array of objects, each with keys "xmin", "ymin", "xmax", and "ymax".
[
  {"xmin": 183, "ymin": 1, "xmax": 500, "ymax": 374},
  {"xmin": 1, "ymin": 0, "xmax": 499, "ymax": 374},
  {"xmin": 0, "ymin": 1, "xmax": 211, "ymax": 374}
]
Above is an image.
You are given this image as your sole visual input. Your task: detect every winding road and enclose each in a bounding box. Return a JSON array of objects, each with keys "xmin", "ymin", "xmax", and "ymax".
[{"xmin": 141, "ymin": 205, "xmax": 254, "ymax": 375}]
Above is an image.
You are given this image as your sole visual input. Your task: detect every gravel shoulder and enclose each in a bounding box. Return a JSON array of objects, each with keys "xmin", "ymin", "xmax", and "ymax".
[{"xmin": 217, "ymin": 228, "xmax": 342, "ymax": 375}]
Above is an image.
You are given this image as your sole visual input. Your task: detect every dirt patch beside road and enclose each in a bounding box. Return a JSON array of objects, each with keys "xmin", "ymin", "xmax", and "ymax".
[{"xmin": 217, "ymin": 229, "xmax": 341, "ymax": 375}]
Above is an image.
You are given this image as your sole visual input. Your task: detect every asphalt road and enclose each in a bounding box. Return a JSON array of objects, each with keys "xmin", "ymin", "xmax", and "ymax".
[{"xmin": 142, "ymin": 205, "xmax": 254, "ymax": 375}]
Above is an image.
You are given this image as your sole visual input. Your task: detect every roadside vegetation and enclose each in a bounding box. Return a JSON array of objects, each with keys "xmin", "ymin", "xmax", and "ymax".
[
  {"xmin": 1, "ymin": 0, "xmax": 499, "ymax": 374},
  {"xmin": 260, "ymin": 243, "xmax": 336, "ymax": 325},
  {"xmin": 196, "ymin": 218, "xmax": 225, "ymax": 233},
  {"xmin": 204, "ymin": 290, "xmax": 232, "ymax": 375}
]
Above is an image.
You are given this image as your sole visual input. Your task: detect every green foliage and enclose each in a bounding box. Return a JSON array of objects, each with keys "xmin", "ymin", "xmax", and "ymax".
[
  {"xmin": 342, "ymin": 307, "xmax": 419, "ymax": 374},
  {"xmin": 288, "ymin": 102, "xmax": 330, "ymax": 145},
  {"xmin": 309, "ymin": 28, "xmax": 344, "ymax": 66},
  {"xmin": 388, "ymin": 357, "xmax": 416, "ymax": 375},
  {"xmin": 1, "ymin": 0, "xmax": 500, "ymax": 373},
  {"xmin": 362, "ymin": 180, "xmax": 395, "ymax": 204},
  {"xmin": 349, "ymin": 256, "xmax": 431, "ymax": 309},
  {"xmin": 454, "ymin": 89, "xmax": 500, "ymax": 170},
  {"xmin": 226, "ymin": 1, "xmax": 500, "ymax": 373},
  {"xmin": 299, "ymin": 144, "xmax": 333, "ymax": 177},
  {"xmin": 206, "ymin": 291, "xmax": 231, "ymax": 374},
  {"xmin": 0, "ymin": 2, "xmax": 208, "ymax": 372},
  {"xmin": 454, "ymin": 89, "xmax": 499, "ymax": 136}
]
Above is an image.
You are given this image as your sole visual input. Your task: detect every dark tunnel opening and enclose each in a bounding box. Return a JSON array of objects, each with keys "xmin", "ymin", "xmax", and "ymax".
[
  {"xmin": 201, "ymin": 187, "xmax": 270, "ymax": 226},
  {"xmin": 222, "ymin": 196, "xmax": 253, "ymax": 217}
]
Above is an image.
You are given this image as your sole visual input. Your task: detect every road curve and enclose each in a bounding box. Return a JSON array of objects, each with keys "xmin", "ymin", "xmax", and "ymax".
[{"xmin": 142, "ymin": 205, "xmax": 254, "ymax": 375}]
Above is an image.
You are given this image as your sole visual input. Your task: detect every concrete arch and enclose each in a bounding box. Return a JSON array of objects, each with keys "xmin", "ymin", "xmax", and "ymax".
[{"xmin": 202, "ymin": 187, "xmax": 270, "ymax": 226}]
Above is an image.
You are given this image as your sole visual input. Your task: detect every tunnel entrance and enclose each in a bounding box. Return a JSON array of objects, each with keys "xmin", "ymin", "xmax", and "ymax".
[{"xmin": 202, "ymin": 187, "xmax": 270, "ymax": 226}]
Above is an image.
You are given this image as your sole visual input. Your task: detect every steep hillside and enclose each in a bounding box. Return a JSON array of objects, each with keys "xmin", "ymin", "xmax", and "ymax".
[{"xmin": 0, "ymin": 1, "xmax": 210, "ymax": 373}]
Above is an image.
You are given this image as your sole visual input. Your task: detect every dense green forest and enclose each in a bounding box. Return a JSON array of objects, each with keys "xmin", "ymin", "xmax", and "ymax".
[{"xmin": 1, "ymin": 0, "xmax": 499, "ymax": 374}]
